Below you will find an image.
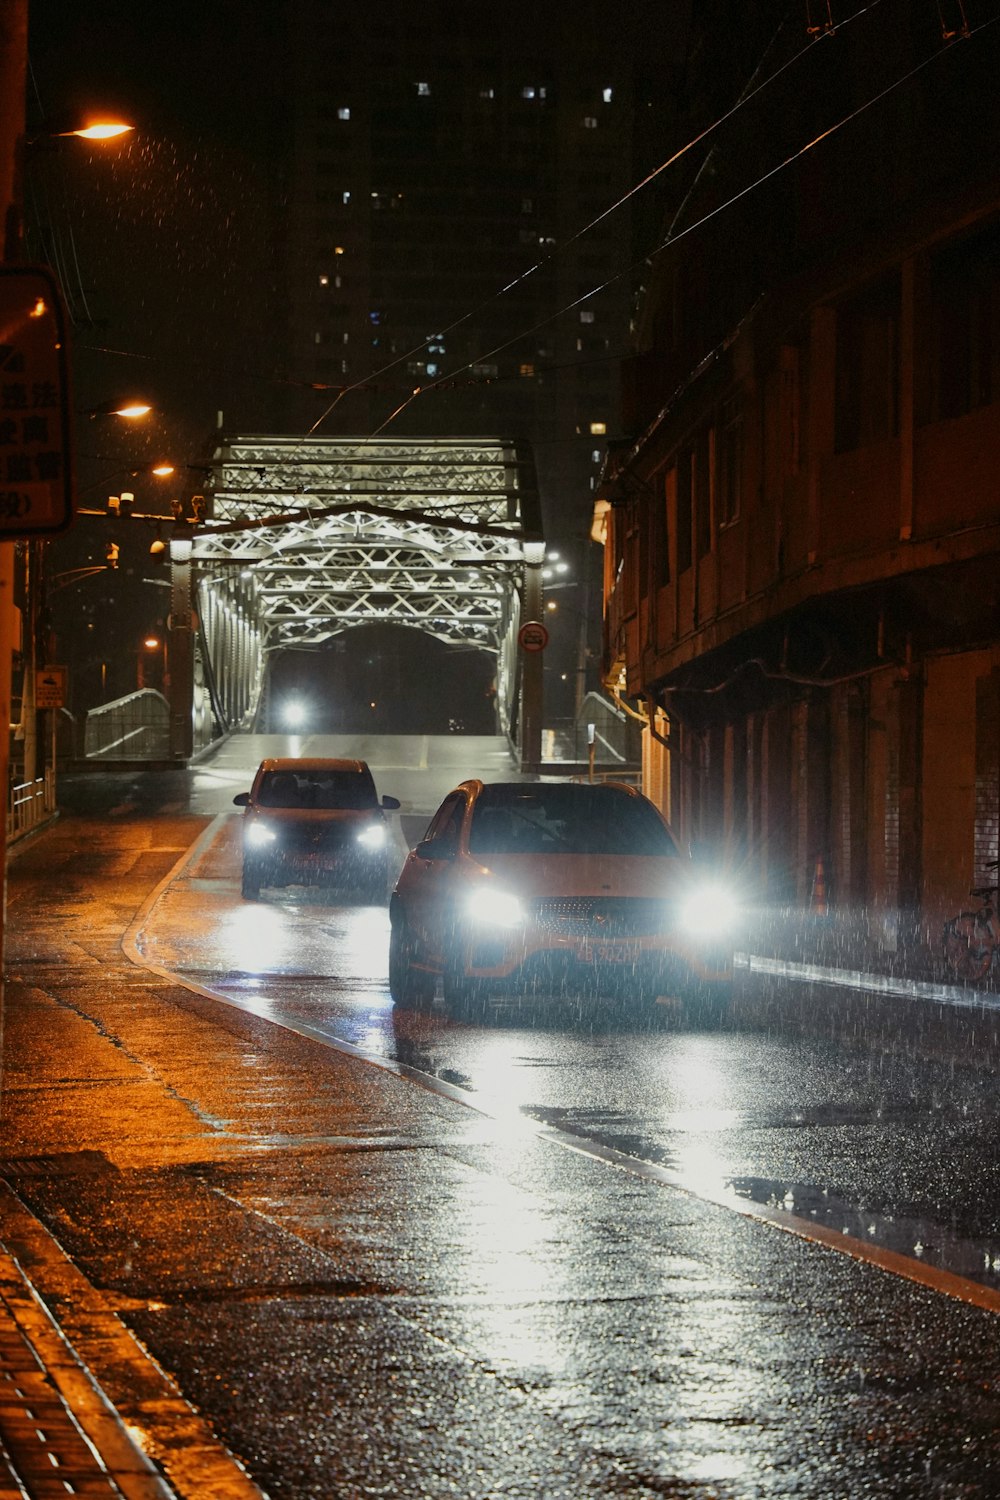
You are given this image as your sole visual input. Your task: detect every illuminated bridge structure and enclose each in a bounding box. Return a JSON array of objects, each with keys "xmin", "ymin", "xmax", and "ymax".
[{"xmin": 178, "ymin": 434, "xmax": 544, "ymax": 759}]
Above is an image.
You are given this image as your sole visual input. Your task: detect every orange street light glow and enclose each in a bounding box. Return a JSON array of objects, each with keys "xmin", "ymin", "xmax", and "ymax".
[
  {"xmin": 114, "ymin": 403, "xmax": 151, "ymax": 419},
  {"xmin": 71, "ymin": 122, "xmax": 134, "ymax": 140},
  {"xmin": 151, "ymin": 464, "xmax": 175, "ymax": 476}
]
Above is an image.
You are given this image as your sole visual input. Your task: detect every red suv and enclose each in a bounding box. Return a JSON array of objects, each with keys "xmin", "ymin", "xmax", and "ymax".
[{"xmin": 234, "ymin": 758, "xmax": 400, "ymax": 901}]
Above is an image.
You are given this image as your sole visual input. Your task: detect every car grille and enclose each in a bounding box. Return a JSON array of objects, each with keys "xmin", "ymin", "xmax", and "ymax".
[
  {"xmin": 530, "ymin": 897, "xmax": 671, "ymax": 937},
  {"xmin": 281, "ymin": 825, "xmax": 356, "ymax": 854}
]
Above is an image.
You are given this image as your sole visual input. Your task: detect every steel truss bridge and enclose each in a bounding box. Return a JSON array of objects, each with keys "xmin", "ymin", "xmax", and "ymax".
[{"xmin": 173, "ymin": 435, "xmax": 544, "ymax": 757}]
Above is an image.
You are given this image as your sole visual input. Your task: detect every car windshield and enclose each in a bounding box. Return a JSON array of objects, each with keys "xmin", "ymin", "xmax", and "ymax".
[
  {"xmin": 257, "ymin": 770, "xmax": 377, "ymax": 810},
  {"xmin": 468, "ymin": 783, "xmax": 679, "ymax": 857}
]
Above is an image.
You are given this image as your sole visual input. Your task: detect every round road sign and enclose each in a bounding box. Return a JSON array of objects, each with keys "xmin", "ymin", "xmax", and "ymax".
[{"xmin": 518, "ymin": 620, "xmax": 549, "ymax": 653}]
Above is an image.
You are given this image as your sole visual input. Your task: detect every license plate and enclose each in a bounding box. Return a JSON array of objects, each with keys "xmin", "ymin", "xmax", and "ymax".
[{"xmin": 590, "ymin": 942, "xmax": 643, "ymax": 964}]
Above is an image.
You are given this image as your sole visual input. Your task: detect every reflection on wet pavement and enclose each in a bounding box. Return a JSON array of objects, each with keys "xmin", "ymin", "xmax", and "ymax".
[{"xmin": 133, "ymin": 815, "xmax": 1000, "ymax": 1303}]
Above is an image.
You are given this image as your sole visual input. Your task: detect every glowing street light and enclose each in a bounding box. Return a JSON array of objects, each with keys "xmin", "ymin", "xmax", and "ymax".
[
  {"xmin": 84, "ymin": 399, "xmax": 152, "ymax": 420},
  {"xmin": 66, "ymin": 121, "xmax": 134, "ymax": 141}
]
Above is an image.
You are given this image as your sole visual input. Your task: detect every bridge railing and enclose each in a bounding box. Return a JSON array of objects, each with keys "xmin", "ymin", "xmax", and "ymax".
[
  {"xmin": 8, "ymin": 769, "xmax": 56, "ymax": 843},
  {"xmin": 542, "ymin": 692, "xmax": 642, "ymax": 767},
  {"xmin": 83, "ymin": 690, "xmax": 171, "ymax": 760}
]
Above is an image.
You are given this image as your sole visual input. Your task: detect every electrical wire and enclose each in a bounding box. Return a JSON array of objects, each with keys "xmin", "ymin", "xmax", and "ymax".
[
  {"xmin": 306, "ymin": 0, "xmax": 885, "ymax": 435},
  {"xmin": 365, "ymin": 6, "xmax": 999, "ymax": 441}
]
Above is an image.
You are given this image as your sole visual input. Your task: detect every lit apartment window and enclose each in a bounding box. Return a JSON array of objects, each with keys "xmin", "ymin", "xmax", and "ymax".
[
  {"xmin": 334, "ymin": 246, "xmax": 345, "ymax": 255},
  {"xmin": 314, "ymin": 331, "xmax": 322, "ymax": 344},
  {"xmin": 580, "ymin": 309, "xmax": 595, "ymax": 323},
  {"xmin": 589, "ymin": 421, "xmax": 607, "ymax": 435},
  {"xmin": 592, "ymin": 449, "xmax": 602, "ymax": 463},
  {"xmin": 341, "ymin": 360, "xmax": 348, "ymax": 374},
  {"xmin": 583, "ymin": 116, "xmax": 598, "ymax": 129},
  {"xmin": 319, "ymin": 274, "xmax": 329, "ymax": 286},
  {"xmin": 603, "ymin": 88, "xmax": 612, "ymax": 103},
  {"xmin": 426, "ymin": 363, "xmax": 439, "ymax": 376},
  {"xmin": 338, "ymin": 107, "xmax": 350, "ymax": 120},
  {"xmin": 416, "ymin": 82, "xmax": 431, "ymax": 96},
  {"xmin": 341, "ymin": 191, "xmax": 351, "ymax": 204},
  {"xmin": 408, "ymin": 360, "xmax": 426, "ymax": 375},
  {"xmin": 520, "ymin": 362, "xmax": 535, "ymax": 376},
  {"xmin": 522, "ymin": 86, "xmax": 536, "ymax": 99},
  {"xmin": 334, "ymin": 275, "xmax": 342, "ymax": 288},
  {"xmin": 342, "ymin": 332, "xmax": 349, "ymax": 344},
  {"xmin": 479, "ymin": 87, "xmax": 495, "ymax": 99}
]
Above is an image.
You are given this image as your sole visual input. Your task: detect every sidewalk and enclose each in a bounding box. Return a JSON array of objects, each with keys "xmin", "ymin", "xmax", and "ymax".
[
  {"xmin": 0, "ymin": 1218, "xmax": 174, "ymax": 1499},
  {"xmin": 0, "ymin": 813, "xmax": 266, "ymax": 1500}
]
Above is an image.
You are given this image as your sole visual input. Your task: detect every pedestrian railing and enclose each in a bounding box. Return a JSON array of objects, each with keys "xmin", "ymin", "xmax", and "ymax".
[
  {"xmin": 8, "ymin": 769, "xmax": 56, "ymax": 844},
  {"xmin": 83, "ymin": 689, "xmax": 171, "ymax": 760}
]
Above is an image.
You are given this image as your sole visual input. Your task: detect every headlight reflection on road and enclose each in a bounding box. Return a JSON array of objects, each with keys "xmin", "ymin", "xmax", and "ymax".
[
  {"xmin": 219, "ymin": 902, "xmax": 298, "ymax": 977},
  {"xmin": 661, "ymin": 1036, "xmax": 742, "ymax": 1193},
  {"xmin": 451, "ymin": 1038, "xmax": 570, "ymax": 1386}
]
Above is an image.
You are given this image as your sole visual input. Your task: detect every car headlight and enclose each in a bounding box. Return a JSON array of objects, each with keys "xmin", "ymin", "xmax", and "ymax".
[
  {"xmin": 680, "ymin": 881, "xmax": 740, "ymax": 936},
  {"xmin": 356, "ymin": 823, "xmax": 387, "ymax": 848},
  {"xmin": 246, "ymin": 822, "xmax": 277, "ymax": 848},
  {"xmin": 465, "ymin": 886, "xmax": 524, "ymax": 928}
]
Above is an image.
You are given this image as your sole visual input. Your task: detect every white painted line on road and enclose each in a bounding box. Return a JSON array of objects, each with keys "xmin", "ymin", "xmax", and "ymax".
[{"xmin": 733, "ymin": 951, "xmax": 1000, "ymax": 1009}]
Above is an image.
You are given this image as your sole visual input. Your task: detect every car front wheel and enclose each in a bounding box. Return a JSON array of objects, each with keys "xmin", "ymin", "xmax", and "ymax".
[
  {"xmin": 388, "ymin": 918, "xmax": 435, "ymax": 1009},
  {"xmin": 241, "ymin": 860, "xmax": 264, "ymax": 900},
  {"xmin": 443, "ymin": 948, "xmax": 489, "ymax": 1022}
]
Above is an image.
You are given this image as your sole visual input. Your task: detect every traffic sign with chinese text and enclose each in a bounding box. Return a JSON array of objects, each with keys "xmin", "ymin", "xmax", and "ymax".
[{"xmin": 35, "ymin": 665, "xmax": 67, "ymax": 709}]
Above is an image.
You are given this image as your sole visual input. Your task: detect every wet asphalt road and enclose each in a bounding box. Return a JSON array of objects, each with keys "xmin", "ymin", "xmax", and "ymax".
[{"xmin": 6, "ymin": 732, "xmax": 1000, "ymax": 1497}]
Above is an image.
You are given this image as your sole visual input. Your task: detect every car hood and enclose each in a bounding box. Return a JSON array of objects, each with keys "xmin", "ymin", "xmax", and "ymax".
[
  {"xmin": 249, "ymin": 808, "xmax": 379, "ymax": 824},
  {"xmin": 465, "ymin": 852, "xmax": 695, "ymax": 898}
]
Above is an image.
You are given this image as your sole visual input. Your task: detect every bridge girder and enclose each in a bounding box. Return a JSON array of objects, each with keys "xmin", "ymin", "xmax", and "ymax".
[{"xmin": 194, "ymin": 435, "xmax": 542, "ymax": 738}]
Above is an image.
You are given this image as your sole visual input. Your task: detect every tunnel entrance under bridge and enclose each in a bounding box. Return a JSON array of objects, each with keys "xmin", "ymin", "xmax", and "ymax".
[
  {"xmin": 261, "ymin": 624, "xmax": 499, "ymax": 737},
  {"xmin": 172, "ymin": 434, "xmax": 545, "ymax": 763}
]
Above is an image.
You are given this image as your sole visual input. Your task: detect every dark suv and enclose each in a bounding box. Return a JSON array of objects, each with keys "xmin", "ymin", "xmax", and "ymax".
[{"xmin": 234, "ymin": 758, "xmax": 400, "ymax": 901}]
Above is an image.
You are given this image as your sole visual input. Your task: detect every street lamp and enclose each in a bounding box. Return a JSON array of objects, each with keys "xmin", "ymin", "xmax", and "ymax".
[
  {"xmin": 84, "ymin": 399, "xmax": 152, "ymax": 421},
  {"xmin": 63, "ymin": 122, "xmax": 133, "ymax": 142}
]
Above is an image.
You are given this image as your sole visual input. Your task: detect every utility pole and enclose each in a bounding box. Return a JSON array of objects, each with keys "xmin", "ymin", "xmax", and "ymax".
[{"xmin": 0, "ymin": 0, "xmax": 30, "ymax": 1093}]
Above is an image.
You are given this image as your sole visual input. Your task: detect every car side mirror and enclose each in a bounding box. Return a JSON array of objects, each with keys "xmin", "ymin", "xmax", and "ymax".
[
  {"xmin": 233, "ymin": 792, "xmax": 250, "ymax": 807},
  {"xmin": 381, "ymin": 794, "xmax": 401, "ymax": 810},
  {"xmin": 415, "ymin": 837, "xmax": 455, "ymax": 861}
]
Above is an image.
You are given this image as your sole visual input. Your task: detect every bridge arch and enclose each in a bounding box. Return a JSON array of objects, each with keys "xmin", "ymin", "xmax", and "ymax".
[{"xmin": 186, "ymin": 434, "xmax": 542, "ymax": 757}]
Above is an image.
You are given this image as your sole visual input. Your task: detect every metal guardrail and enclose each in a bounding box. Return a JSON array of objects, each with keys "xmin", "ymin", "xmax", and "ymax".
[
  {"xmin": 8, "ymin": 770, "xmax": 56, "ymax": 844},
  {"xmin": 83, "ymin": 689, "xmax": 171, "ymax": 760}
]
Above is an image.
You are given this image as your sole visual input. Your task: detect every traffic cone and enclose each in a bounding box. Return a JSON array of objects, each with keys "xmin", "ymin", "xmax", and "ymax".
[{"xmin": 810, "ymin": 857, "xmax": 828, "ymax": 917}]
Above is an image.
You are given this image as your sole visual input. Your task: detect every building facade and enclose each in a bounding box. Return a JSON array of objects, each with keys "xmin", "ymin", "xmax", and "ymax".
[{"xmin": 595, "ymin": 3, "xmax": 1000, "ymax": 960}]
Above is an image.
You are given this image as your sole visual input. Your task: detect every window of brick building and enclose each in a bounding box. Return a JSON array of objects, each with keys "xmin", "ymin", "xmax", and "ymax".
[
  {"xmin": 834, "ymin": 275, "xmax": 900, "ymax": 452},
  {"xmin": 675, "ymin": 450, "xmax": 693, "ymax": 573},
  {"xmin": 926, "ymin": 219, "xmax": 1000, "ymax": 423},
  {"xmin": 717, "ymin": 396, "xmax": 743, "ymax": 526}
]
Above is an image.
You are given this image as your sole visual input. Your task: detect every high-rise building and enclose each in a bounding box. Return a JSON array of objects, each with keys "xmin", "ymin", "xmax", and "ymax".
[{"xmin": 279, "ymin": 0, "xmax": 648, "ymax": 550}]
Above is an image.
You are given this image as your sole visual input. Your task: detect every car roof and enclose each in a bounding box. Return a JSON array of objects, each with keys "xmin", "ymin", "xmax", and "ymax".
[
  {"xmin": 255, "ymin": 758, "xmax": 372, "ymax": 774},
  {"xmin": 456, "ymin": 778, "xmax": 644, "ymax": 798}
]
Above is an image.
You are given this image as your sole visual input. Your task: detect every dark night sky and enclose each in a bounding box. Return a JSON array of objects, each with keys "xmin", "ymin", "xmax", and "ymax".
[{"xmin": 21, "ymin": 0, "xmax": 699, "ymax": 716}]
